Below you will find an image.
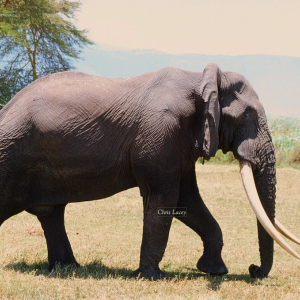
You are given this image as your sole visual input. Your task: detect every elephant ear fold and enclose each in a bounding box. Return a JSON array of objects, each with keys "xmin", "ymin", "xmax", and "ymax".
[{"xmin": 200, "ymin": 63, "xmax": 222, "ymax": 161}]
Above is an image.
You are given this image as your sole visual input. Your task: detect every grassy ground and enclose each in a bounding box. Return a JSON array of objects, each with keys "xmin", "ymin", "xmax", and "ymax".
[{"xmin": 1, "ymin": 164, "xmax": 300, "ymax": 299}]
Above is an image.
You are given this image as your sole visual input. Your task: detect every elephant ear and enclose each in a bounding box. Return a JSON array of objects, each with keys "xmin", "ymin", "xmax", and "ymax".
[{"xmin": 200, "ymin": 63, "xmax": 222, "ymax": 161}]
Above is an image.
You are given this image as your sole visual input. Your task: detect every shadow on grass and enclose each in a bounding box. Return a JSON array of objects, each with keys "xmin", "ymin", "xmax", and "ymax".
[
  {"xmin": 4, "ymin": 260, "xmax": 263, "ymax": 287},
  {"xmin": 204, "ymin": 274, "xmax": 260, "ymax": 291}
]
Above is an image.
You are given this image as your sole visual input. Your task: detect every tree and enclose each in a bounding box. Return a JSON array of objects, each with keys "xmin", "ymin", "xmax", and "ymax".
[{"xmin": 0, "ymin": 0, "xmax": 93, "ymax": 105}]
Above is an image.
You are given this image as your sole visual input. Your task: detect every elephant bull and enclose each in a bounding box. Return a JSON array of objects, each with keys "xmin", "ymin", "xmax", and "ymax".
[{"xmin": 0, "ymin": 63, "xmax": 299, "ymax": 279}]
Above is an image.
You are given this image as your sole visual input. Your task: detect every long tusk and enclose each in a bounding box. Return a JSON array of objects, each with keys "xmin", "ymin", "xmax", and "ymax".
[
  {"xmin": 239, "ymin": 160, "xmax": 300, "ymax": 260},
  {"xmin": 274, "ymin": 218, "xmax": 300, "ymax": 246}
]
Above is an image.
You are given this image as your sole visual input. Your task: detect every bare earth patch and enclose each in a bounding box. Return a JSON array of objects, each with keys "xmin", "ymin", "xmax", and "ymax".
[{"xmin": 0, "ymin": 164, "xmax": 300, "ymax": 299}]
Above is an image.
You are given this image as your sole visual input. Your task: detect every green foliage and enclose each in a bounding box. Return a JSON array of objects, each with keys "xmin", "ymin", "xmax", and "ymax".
[
  {"xmin": 268, "ymin": 117, "xmax": 300, "ymax": 165},
  {"xmin": 0, "ymin": 0, "xmax": 93, "ymax": 105},
  {"xmin": 208, "ymin": 150, "xmax": 236, "ymax": 164}
]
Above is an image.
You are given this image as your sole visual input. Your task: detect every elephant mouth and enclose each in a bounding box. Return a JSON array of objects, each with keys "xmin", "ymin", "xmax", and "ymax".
[{"xmin": 239, "ymin": 160, "xmax": 300, "ymax": 259}]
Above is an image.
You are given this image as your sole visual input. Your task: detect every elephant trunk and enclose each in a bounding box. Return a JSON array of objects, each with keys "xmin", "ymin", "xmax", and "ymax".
[
  {"xmin": 252, "ymin": 146, "xmax": 276, "ymax": 278},
  {"xmin": 240, "ymin": 150, "xmax": 276, "ymax": 278},
  {"xmin": 240, "ymin": 143, "xmax": 300, "ymax": 278}
]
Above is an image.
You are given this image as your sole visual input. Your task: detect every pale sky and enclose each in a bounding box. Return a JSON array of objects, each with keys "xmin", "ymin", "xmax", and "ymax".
[{"xmin": 76, "ymin": 0, "xmax": 300, "ymax": 57}]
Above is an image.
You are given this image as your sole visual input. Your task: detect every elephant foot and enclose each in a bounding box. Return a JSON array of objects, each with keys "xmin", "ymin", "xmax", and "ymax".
[
  {"xmin": 197, "ymin": 255, "xmax": 228, "ymax": 276},
  {"xmin": 249, "ymin": 264, "xmax": 268, "ymax": 278},
  {"xmin": 132, "ymin": 266, "xmax": 168, "ymax": 280}
]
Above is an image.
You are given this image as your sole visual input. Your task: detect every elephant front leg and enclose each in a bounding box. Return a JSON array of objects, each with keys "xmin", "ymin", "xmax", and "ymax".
[
  {"xmin": 132, "ymin": 193, "xmax": 177, "ymax": 280},
  {"xmin": 176, "ymin": 167, "xmax": 228, "ymax": 275}
]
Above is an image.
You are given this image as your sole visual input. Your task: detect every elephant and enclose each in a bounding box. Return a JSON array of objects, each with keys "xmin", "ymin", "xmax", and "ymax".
[{"xmin": 0, "ymin": 63, "xmax": 299, "ymax": 280}]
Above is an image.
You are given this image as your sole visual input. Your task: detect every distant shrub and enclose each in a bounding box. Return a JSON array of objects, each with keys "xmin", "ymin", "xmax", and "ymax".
[
  {"xmin": 208, "ymin": 150, "xmax": 236, "ymax": 164},
  {"xmin": 268, "ymin": 117, "xmax": 300, "ymax": 165}
]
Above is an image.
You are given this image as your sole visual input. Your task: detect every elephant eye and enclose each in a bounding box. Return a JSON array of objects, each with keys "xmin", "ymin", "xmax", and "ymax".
[{"xmin": 243, "ymin": 111, "xmax": 250, "ymax": 120}]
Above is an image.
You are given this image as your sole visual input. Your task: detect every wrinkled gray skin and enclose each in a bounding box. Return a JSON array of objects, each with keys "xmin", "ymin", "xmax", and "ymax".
[{"xmin": 0, "ymin": 63, "xmax": 276, "ymax": 279}]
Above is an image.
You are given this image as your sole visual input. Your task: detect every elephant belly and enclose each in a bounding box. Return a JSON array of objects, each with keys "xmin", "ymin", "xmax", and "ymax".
[{"xmin": 30, "ymin": 162, "xmax": 138, "ymax": 205}]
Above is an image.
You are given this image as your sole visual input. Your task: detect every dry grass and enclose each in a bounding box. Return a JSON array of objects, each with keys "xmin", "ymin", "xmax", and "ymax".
[{"xmin": 1, "ymin": 164, "xmax": 300, "ymax": 299}]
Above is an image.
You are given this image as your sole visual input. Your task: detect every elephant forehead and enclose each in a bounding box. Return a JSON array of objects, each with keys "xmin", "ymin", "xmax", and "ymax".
[{"xmin": 222, "ymin": 85, "xmax": 262, "ymax": 113}]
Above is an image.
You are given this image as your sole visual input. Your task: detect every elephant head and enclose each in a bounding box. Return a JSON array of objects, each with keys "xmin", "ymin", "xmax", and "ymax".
[{"xmin": 200, "ymin": 63, "xmax": 300, "ymax": 278}]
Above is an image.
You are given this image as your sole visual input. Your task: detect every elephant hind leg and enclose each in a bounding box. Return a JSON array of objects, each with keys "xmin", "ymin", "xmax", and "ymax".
[{"xmin": 36, "ymin": 204, "xmax": 78, "ymax": 270}]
